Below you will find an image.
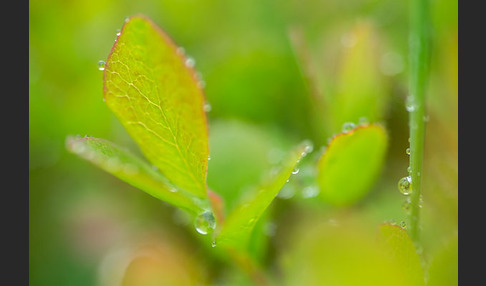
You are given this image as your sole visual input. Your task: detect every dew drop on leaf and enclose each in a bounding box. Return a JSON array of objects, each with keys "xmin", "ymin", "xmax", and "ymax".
[
  {"xmin": 341, "ymin": 122, "xmax": 356, "ymax": 133},
  {"xmin": 406, "ymin": 148, "xmax": 411, "ymax": 155},
  {"xmin": 185, "ymin": 57, "xmax": 196, "ymax": 68},
  {"xmin": 400, "ymin": 221, "xmax": 407, "ymax": 228},
  {"xmin": 194, "ymin": 211, "xmax": 216, "ymax": 235},
  {"xmin": 358, "ymin": 117, "xmax": 369, "ymax": 125},
  {"xmin": 197, "ymin": 80, "xmax": 206, "ymax": 89},
  {"xmin": 97, "ymin": 60, "xmax": 105, "ymax": 71},
  {"xmin": 176, "ymin": 46, "xmax": 186, "ymax": 56}
]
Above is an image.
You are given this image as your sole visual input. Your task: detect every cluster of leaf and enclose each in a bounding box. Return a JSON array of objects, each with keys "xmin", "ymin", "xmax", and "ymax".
[{"xmin": 67, "ymin": 15, "xmax": 454, "ymax": 285}]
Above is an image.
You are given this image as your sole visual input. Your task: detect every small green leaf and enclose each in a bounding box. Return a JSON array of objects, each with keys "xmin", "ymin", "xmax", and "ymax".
[
  {"xmin": 281, "ymin": 217, "xmax": 411, "ymax": 286},
  {"xmin": 66, "ymin": 136, "xmax": 207, "ymax": 216},
  {"xmin": 377, "ymin": 223, "xmax": 425, "ymax": 286},
  {"xmin": 215, "ymin": 141, "xmax": 312, "ymax": 251},
  {"xmin": 326, "ymin": 21, "xmax": 389, "ymax": 134},
  {"xmin": 103, "ymin": 14, "xmax": 209, "ymax": 198},
  {"xmin": 316, "ymin": 123, "xmax": 388, "ymax": 206}
]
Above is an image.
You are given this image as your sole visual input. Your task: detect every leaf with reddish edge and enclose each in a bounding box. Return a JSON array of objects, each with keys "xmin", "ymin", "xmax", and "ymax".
[
  {"xmin": 316, "ymin": 123, "xmax": 388, "ymax": 206},
  {"xmin": 103, "ymin": 14, "xmax": 209, "ymax": 199},
  {"xmin": 377, "ymin": 223, "xmax": 425, "ymax": 286},
  {"xmin": 66, "ymin": 136, "xmax": 209, "ymax": 216}
]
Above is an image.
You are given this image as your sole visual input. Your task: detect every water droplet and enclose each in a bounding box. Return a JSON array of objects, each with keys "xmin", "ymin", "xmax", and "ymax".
[
  {"xmin": 115, "ymin": 29, "xmax": 121, "ymax": 36},
  {"xmin": 211, "ymin": 241, "xmax": 217, "ymax": 248},
  {"xmin": 197, "ymin": 80, "xmax": 206, "ymax": 89},
  {"xmin": 194, "ymin": 211, "xmax": 216, "ymax": 235},
  {"xmin": 358, "ymin": 117, "xmax": 369, "ymax": 125},
  {"xmin": 203, "ymin": 102, "xmax": 212, "ymax": 112},
  {"xmin": 406, "ymin": 97, "xmax": 416, "ymax": 112},
  {"xmin": 407, "ymin": 166, "xmax": 412, "ymax": 173},
  {"xmin": 398, "ymin": 176, "xmax": 412, "ymax": 195},
  {"xmin": 402, "ymin": 198, "xmax": 411, "ymax": 213},
  {"xmin": 102, "ymin": 97, "xmax": 106, "ymax": 102},
  {"xmin": 386, "ymin": 218, "xmax": 397, "ymax": 225},
  {"xmin": 406, "ymin": 148, "xmax": 411, "ymax": 155},
  {"xmin": 400, "ymin": 221, "xmax": 407, "ymax": 228},
  {"xmin": 292, "ymin": 168, "xmax": 300, "ymax": 175},
  {"xmin": 169, "ymin": 188, "xmax": 177, "ymax": 193},
  {"xmin": 342, "ymin": 122, "xmax": 356, "ymax": 133},
  {"xmin": 302, "ymin": 186, "xmax": 320, "ymax": 198},
  {"xmin": 207, "ymin": 155, "xmax": 211, "ymax": 161},
  {"xmin": 185, "ymin": 57, "xmax": 195, "ymax": 68},
  {"xmin": 176, "ymin": 47, "xmax": 186, "ymax": 56},
  {"xmin": 97, "ymin": 60, "xmax": 106, "ymax": 71},
  {"xmin": 304, "ymin": 143, "xmax": 313, "ymax": 154}
]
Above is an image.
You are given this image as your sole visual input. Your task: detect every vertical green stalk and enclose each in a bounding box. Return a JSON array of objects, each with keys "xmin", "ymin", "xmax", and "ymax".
[{"xmin": 408, "ymin": 0, "xmax": 429, "ymax": 243}]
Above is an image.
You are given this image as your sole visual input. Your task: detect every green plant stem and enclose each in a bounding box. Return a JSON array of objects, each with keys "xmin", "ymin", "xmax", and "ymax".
[{"xmin": 408, "ymin": 0, "xmax": 429, "ymax": 244}]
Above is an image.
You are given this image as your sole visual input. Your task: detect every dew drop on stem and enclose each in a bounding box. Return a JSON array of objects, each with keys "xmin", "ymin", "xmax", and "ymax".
[{"xmin": 398, "ymin": 176, "xmax": 412, "ymax": 195}]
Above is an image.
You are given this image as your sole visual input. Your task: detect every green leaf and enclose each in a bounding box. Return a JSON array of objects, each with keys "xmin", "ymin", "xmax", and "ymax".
[
  {"xmin": 214, "ymin": 141, "xmax": 312, "ymax": 251},
  {"xmin": 326, "ymin": 21, "xmax": 389, "ymax": 134},
  {"xmin": 316, "ymin": 123, "xmax": 388, "ymax": 206},
  {"xmin": 281, "ymin": 216, "xmax": 412, "ymax": 286},
  {"xmin": 377, "ymin": 223, "xmax": 425, "ymax": 286},
  {"xmin": 66, "ymin": 136, "xmax": 207, "ymax": 216},
  {"xmin": 103, "ymin": 14, "xmax": 209, "ymax": 198}
]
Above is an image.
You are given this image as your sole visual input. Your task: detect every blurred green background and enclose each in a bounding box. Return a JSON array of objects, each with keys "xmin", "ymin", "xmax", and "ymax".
[{"xmin": 29, "ymin": 0, "xmax": 457, "ymax": 285}]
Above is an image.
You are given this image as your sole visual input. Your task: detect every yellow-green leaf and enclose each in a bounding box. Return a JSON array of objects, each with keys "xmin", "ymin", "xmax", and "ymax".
[
  {"xmin": 326, "ymin": 21, "xmax": 389, "ymax": 134},
  {"xmin": 377, "ymin": 223, "xmax": 425, "ymax": 286},
  {"xmin": 66, "ymin": 136, "xmax": 206, "ymax": 216},
  {"xmin": 316, "ymin": 123, "xmax": 388, "ymax": 206},
  {"xmin": 103, "ymin": 14, "xmax": 209, "ymax": 198}
]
